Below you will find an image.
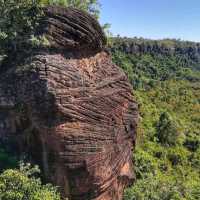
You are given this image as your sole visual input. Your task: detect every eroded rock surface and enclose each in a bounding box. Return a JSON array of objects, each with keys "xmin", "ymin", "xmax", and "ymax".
[{"xmin": 0, "ymin": 6, "xmax": 138, "ymax": 200}]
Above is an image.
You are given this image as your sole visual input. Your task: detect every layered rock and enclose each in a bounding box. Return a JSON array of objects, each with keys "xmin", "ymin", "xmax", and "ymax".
[{"xmin": 0, "ymin": 6, "xmax": 138, "ymax": 200}]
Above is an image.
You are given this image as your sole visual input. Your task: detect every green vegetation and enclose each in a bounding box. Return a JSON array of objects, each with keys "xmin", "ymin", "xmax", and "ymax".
[
  {"xmin": 0, "ymin": 163, "xmax": 61, "ymax": 200},
  {"xmin": 111, "ymin": 37, "xmax": 200, "ymax": 200},
  {"xmin": 0, "ymin": 0, "xmax": 42, "ymax": 54},
  {"xmin": 156, "ymin": 112, "xmax": 180, "ymax": 146},
  {"xmin": 41, "ymin": 0, "xmax": 100, "ymax": 18},
  {"xmin": 0, "ymin": 0, "xmax": 100, "ymax": 55}
]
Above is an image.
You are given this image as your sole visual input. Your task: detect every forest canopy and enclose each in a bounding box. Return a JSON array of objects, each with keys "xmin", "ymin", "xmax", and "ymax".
[{"xmin": 111, "ymin": 37, "xmax": 200, "ymax": 200}]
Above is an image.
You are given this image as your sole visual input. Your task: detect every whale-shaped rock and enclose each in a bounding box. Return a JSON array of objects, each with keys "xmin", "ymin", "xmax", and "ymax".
[{"xmin": 0, "ymin": 6, "xmax": 138, "ymax": 200}]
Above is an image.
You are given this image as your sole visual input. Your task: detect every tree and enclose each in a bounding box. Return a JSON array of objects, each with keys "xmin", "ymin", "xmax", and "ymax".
[
  {"xmin": 0, "ymin": 0, "xmax": 101, "ymax": 55},
  {"xmin": 41, "ymin": 0, "xmax": 100, "ymax": 18},
  {"xmin": 0, "ymin": 0, "xmax": 42, "ymax": 54},
  {"xmin": 156, "ymin": 112, "xmax": 179, "ymax": 146},
  {"xmin": 0, "ymin": 163, "xmax": 61, "ymax": 200}
]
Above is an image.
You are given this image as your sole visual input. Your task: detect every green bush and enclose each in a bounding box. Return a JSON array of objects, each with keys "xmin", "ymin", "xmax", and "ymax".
[
  {"xmin": 134, "ymin": 148, "xmax": 158, "ymax": 179},
  {"xmin": 0, "ymin": 0, "xmax": 43, "ymax": 53},
  {"xmin": 0, "ymin": 163, "xmax": 61, "ymax": 200},
  {"xmin": 156, "ymin": 112, "xmax": 179, "ymax": 146},
  {"xmin": 42, "ymin": 0, "xmax": 100, "ymax": 18},
  {"xmin": 184, "ymin": 134, "xmax": 200, "ymax": 152},
  {"xmin": 167, "ymin": 146, "xmax": 190, "ymax": 166},
  {"xmin": 124, "ymin": 172, "xmax": 200, "ymax": 200},
  {"xmin": 190, "ymin": 148, "xmax": 200, "ymax": 169},
  {"xmin": 0, "ymin": 0, "xmax": 100, "ymax": 55},
  {"xmin": 124, "ymin": 175, "xmax": 183, "ymax": 200}
]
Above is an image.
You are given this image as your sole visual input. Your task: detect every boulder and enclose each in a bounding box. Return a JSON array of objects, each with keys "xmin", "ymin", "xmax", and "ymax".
[{"xmin": 0, "ymin": 6, "xmax": 138, "ymax": 200}]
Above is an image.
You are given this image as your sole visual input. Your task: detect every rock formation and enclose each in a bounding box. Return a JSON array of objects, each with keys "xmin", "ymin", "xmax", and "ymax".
[{"xmin": 0, "ymin": 6, "xmax": 138, "ymax": 200}]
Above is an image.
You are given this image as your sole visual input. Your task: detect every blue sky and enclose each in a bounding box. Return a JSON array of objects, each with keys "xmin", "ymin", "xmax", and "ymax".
[{"xmin": 99, "ymin": 0, "xmax": 200, "ymax": 42}]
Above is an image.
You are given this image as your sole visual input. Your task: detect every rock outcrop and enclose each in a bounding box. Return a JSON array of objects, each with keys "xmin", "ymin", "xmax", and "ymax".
[{"xmin": 0, "ymin": 6, "xmax": 138, "ymax": 200}]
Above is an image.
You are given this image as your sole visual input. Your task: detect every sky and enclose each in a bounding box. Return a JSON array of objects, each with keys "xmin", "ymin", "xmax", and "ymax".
[{"xmin": 99, "ymin": 0, "xmax": 200, "ymax": 42}]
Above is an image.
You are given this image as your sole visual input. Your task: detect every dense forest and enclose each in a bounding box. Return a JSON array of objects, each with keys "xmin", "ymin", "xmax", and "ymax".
[{"xmin": 111, "ymin": 37, "xmax": 200, "ymax": 200}]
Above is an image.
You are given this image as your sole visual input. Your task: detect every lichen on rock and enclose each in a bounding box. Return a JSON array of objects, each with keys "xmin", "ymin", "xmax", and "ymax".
[{"xmin": 0, "ymin": 6, "xmax": 138, "ymax": 200}]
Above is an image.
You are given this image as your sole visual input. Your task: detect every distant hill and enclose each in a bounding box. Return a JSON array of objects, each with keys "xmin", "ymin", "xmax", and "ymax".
[
  {"xmin": 111, "ymin": 37, "xmax": 200, "ymax": 89},
  {"xmin": 112, "ymin": 37, "xmax": 200, "ymax": 58},
  {"xmin": 111, "ymin": 37, "xmax": 200, "ymax": 200}
]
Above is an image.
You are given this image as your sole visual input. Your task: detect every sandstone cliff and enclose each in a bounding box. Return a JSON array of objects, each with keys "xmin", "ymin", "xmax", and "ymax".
[{"xmin": 0, "ymin": 6, "xmax": 138, "ymax": 200}]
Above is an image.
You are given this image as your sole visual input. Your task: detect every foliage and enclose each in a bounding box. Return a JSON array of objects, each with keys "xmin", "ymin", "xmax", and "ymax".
[
  {"xmin": 0, "ymin": 0, "xmax": 101, "ymax": 55},
  {"xmin": 41, "ymin": 0, "xmax": 100, "ymax": 18},
  {"xmin": 111, "ymin": 37, "xmax": 200, "ymax": 200},
  {"xmin": 0, "ymin": 0, "xmax": 43, "ymax": 54},
  {"xmin": 0, "ymin": 163, "xmax": 61, "ymax": 200},
  {"xmin": 124, "ymin": 171, "xmax": 200, "ymax": 200},
  {"xmin": 156, "ymin": 112, "xmax": 179, "ymax": 146}
]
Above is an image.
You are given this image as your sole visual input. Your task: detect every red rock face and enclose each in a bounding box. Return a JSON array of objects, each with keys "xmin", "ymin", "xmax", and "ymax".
[{"xmin": 0, "ymin": 6, "xmax": 138, "ymax": 200}]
